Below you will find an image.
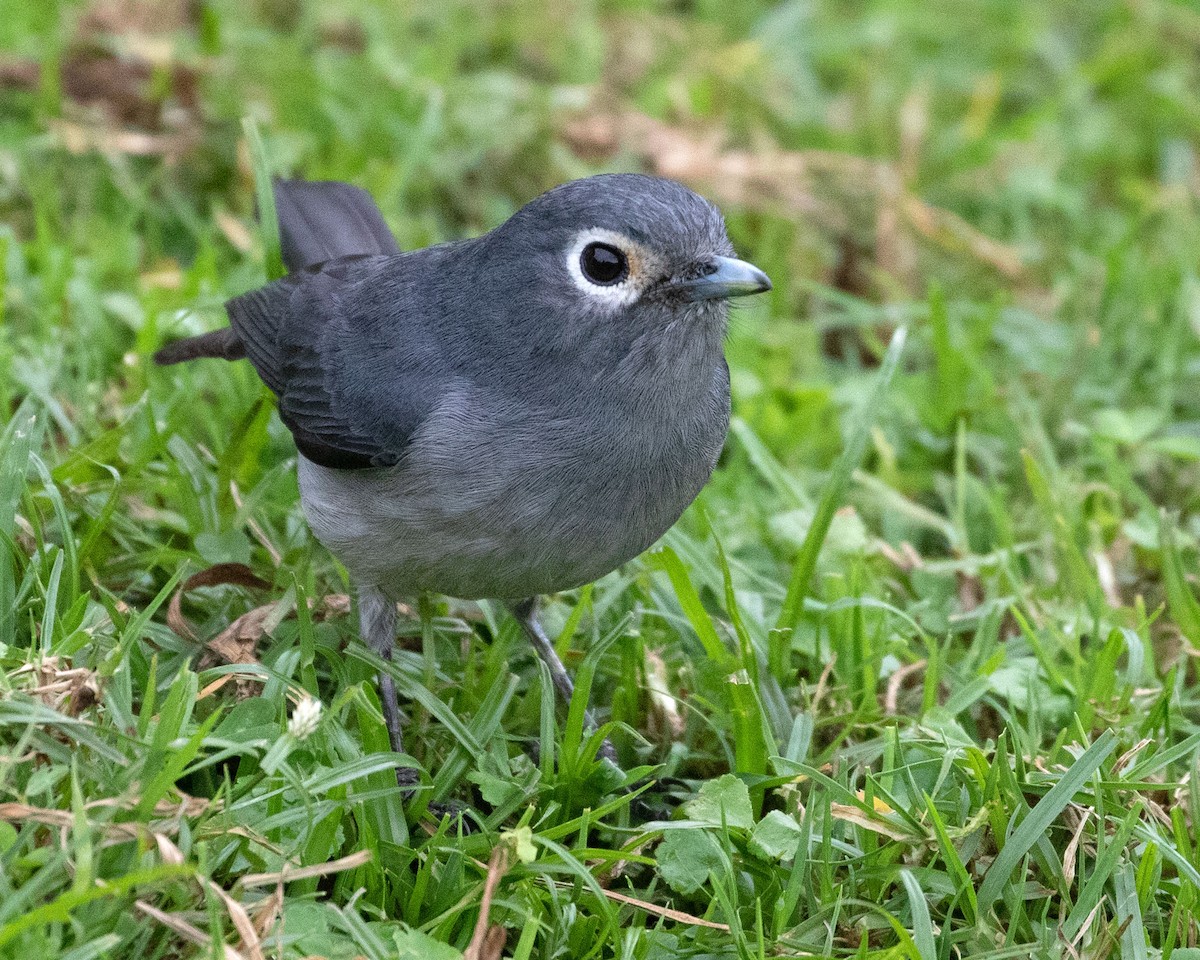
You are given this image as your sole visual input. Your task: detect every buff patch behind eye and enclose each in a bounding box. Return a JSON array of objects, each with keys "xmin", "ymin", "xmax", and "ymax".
[{"xmin": 566, "ymin": 228, "xmax": 647, "ymax": 307}]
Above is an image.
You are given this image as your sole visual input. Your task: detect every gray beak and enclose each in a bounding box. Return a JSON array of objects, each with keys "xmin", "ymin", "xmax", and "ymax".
[{"xmin": 677, "ymin": 255, "xmax": 772, "ymax": 301}]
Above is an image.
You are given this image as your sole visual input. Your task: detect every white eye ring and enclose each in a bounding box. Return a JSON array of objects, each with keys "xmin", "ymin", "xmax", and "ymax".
[{"xmin": 566, "ymin": 228, "xmax": 640, "ymax": 307}]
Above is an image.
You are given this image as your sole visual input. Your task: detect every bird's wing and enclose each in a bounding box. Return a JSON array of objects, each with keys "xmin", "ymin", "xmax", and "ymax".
[{"xmin": 227, "ymin": 256, "xmax": 436, "ymax": 470}]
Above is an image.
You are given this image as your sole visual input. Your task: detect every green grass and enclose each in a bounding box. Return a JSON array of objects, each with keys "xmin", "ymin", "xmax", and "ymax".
[{"xmin": 4, "ymin": 0, "xmax": 1200, "ymax": 956}]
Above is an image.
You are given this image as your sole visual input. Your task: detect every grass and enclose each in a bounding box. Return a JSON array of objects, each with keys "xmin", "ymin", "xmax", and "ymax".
[{"xmin": 4, "ymin": 0, "xmax": 1200, "ymax": 956}]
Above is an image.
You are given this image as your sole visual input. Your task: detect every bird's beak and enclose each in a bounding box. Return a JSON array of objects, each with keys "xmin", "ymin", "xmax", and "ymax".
[{"xmin": 676, "ymin": 256, "xmax": 772, "ymax": 301}]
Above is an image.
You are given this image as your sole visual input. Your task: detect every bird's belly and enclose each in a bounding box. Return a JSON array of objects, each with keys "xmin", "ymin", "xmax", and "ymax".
[{"xmin": 296, "ymin": 435, "xmax": 715, "ymax": 601}]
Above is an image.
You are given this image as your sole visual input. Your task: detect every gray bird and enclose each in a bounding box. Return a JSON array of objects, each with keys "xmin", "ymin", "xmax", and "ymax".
[{"xmin": 155, "ymin": 173, "xmax": 770, "ymax": 768}]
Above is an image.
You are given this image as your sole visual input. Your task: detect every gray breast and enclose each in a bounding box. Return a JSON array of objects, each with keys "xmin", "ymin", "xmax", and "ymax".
[{"xmin": 297, "ymin": 363, "xmax": 730, "ymax": 601}]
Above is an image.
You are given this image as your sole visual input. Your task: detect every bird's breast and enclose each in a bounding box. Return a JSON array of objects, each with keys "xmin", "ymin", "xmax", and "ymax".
[{"xmin": 298, "ymin": 362, "xmax": 730, "ymax": 600}]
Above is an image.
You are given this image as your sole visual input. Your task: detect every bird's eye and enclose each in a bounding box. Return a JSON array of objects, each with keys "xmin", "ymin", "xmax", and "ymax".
[{"xmin": 579, "ymin": 242, "xmax": 628, "ymax": 286}]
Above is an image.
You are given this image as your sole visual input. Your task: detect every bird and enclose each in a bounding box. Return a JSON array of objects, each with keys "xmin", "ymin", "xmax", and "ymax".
[{"xmin": 155, "ymin": 173, "xmax": 771, "ymax": 772}]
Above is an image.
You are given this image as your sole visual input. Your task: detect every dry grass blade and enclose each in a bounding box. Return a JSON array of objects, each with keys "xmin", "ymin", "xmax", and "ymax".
[
  {"xmin": 11, "ymin": 656, "xmax": 100, "ymax": 716},
  {"xmin": 644, "ymin": 648, "xmax": 684, "ymax": 740},
  {"xmin": 229, "ymin": 480, "xmax": 283, "ymax": 565},
  {"xmin": 135, "ymin": 900, "xmax": 244, "ymax": 960},
  {"xmin": 2, "ymin": 0, "xmax": 206, "ymax": 166},
  {"xmin": 1093, "ymin": 547, "xmax": 1123, "ymax": 609},
  {"xmin": 829, "ymin": 802, "xmax": 917, "ymax": 842},
  {"xmin": 169, "ymin": 562, "xmax": 349, "ymax": 666},
  {"xmin": 810, "ymin": 656, "xmax": 836, "ymax": 713},
  {"xmin": 1061, "ymin": 807, "xmax": 1090, "ymax": 887},
  {"xmin": 167, "ymin": 562, "xmax": 350, "ymax": 698},
  {"xmin": 564, "ymin": 110, "xmax": 840, "ymax": 224},
  {"xmin": 0, "ymin": 794, "xmax": 212, "ymax": 837},
  {"xmin": 250, "ymin": 885, "xmax": 284, "ymax": 940},
  {"xmin": 1113, "ymin": 738, "xmax": 1153, "ymax": 774},
  {"xmin": 152, "ymin": 833, "xmax": 265, "ymax": 960},
  {"xmin": 877, "ymin": 539, "xmax": 925, "ymax": 573},
  {"xmin": 167, "ymin": 563, "xmax": 273, "ymax": 643},
  {"xmin": 320, "ymin": 594, "xmax": 353, "ymax": 617},
  {"xmin": 80, "ymin": 0, "xmax": 201, "ymax": 38},
  {"xmin": 589, "ymin": 888, "xmax": 731, "ymax": 931},
  {"xmin": 464, "ymin": 846, "xmax": 511, "ymax": 960},
  {"xmin": 215, "ymin": 209, "xmax": 255, "ymax": 254},
  {"xmin": 238, "ymin": 849, "xmax": 372, "ymax": 888},
  {"xmin": 0, "ymin": 803, "xmax": 138, "ymax": 840},
  {"xmin": 197, "ymin": 674, "xmax": 240, "ymax": 700},
  {"xmin": 204, "ymin": 603, "xmax": 286, "ymax": 667},
  {"xmin": 883, "ymin": 659, "xmax": 927, "ymax": 715},
  {"xmin": 206, "ymin": 882, "xmax": 265, "ymax": 960},
  {"xmin": 152, "ymin": 832, "xmax": 186, "ymax": 866},
  {"xmin": 49, "ymin": 120, "xmax": 197, "ymax": 159},
  {"xmin": 473, "ymin": 926, "xmax": 507, "ymax": 960}
]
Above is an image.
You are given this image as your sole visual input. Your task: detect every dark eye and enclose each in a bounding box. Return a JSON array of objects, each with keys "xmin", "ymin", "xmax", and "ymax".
[{"xmin": 580, "ymin": 242, "xmax": 628, "ymax": 285}]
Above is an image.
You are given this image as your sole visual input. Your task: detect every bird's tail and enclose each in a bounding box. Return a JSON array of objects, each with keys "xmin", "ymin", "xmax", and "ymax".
[
  {"xmin": 154, "ymin": 178, "xmax": 400, "ymax": 366},
  {"xmin": 153, "ymin": 327, "xmax": 246, "ymax": 365},
  {"xmin": 274, "ymin": 178, "xmax": 400, "ymax": 272}
]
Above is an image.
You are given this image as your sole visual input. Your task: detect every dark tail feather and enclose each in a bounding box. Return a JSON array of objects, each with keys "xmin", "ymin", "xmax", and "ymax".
[
  {"xmin": 156, "ymin": 179, "xmax": 399, "ymax": 366},
  {"xmin": 273, "ymin": 179, "xmax": 401, "ymax": 271},
  {"xmin": 154, "ymin": 327, "xmax": 246, "ymax": 365}
]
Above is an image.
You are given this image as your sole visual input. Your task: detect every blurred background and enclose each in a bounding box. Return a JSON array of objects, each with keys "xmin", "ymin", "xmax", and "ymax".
[
  {"xmin": 4, "ymin": 0, "xmax": 1200, "ymax": 512},
  {"xmin": 4, "ymin": 0, "xmax": 1200, "ymax": 956}
]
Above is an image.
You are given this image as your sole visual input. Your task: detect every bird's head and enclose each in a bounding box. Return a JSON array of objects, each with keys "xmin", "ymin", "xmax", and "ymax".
[{"xmin": 487, "ymin": 174, "xmax": 771, "ymax": 347}]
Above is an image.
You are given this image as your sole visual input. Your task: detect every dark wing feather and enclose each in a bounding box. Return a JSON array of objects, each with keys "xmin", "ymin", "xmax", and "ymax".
[
  {"xmin": 225, "ymin": 282, "xmax": 291, "ymax": 394},
  {"xmin": 227, "ymin": 256, "xmax": 432, "ymax": 470},
  {"xmin": 223, "ymin": 182, "xmax": 432, "ymax": 470}
]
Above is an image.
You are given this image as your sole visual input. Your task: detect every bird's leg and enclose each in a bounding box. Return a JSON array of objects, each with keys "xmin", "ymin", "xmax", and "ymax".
[
  {"xmin": 511, "ymin": 597, "xmax": 575, "ymax": 704},
  {"xmin": 510, "ymin": 597, "xmax": 616, "ymax": 762},
  {"xmin": 359, "ymin": 585, "xmax": 416, "ymax": 786}
]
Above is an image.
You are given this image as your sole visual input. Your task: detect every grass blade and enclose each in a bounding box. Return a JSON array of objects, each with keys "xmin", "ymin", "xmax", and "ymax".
[
  {"xmin": 241, "ymin": 116, "xmax": 284, "ymax": 282},
  {"xmin": 898, "ymin": 869, "xmax": 936, "ymax": 960},
  {"xmin": 1160, "ymin": 513, "xmax": 1200, "ymax": 647},
  {"xmin": 777, "ymin": 327, "xmax": 907, "ymax": 630},
  {"xmin": 977, "ymin": 729, "xmax": 1117, "ymax": 917}
]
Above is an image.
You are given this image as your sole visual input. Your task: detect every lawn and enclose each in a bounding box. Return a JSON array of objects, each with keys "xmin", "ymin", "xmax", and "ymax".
[{"xmin": 3, "ymin": 0, "xmax": 1200, "ymax": 956}]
